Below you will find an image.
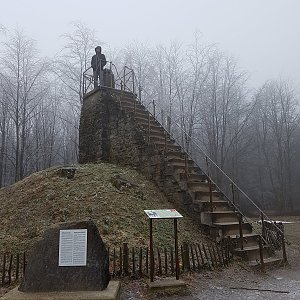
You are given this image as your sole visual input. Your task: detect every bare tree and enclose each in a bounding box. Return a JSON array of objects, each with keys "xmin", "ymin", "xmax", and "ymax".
[
  {"xmin": 0, "ymin": 29, "xmax": 49, "ymax": 181},
  {"xmin": 252, "ymin": 80, "xmax": 299, "ymax": 212}
]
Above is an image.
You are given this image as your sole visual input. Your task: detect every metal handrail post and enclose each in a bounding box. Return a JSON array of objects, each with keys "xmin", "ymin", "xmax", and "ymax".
[
  {"xmin": 238, "ymin": 213, "xmax": 244, "ymax": 250},
  {"xmin": 184, "ymin": 153, "xmax": 188, "ymax": 181},
  {"xmin": 261, "ymin": 212, "xmax": 265, "ymax": 239},
  {"xmin": 138, "ymin": 85, "xmax": 142, "ymax": 102},
  {"xmin": 148, "ymin": 114, "xmax": 151, "ymax": 143},
  {"xmin": 123, "ymin": 68, "xmax": 126, "ymax": 91},
  {"xmin": 231, "ymin": 182, "xmax": 235, "ymax": 206},
  {"xmin": 258, "ymin": 235, "xmax": 265, "ymax": 272},
  {"xmin": 205, "ymin": 156, "xmax": 213, "ymax": 212},
  {"xmin": 132, "ymin": 71, "xmax": 135, "ymax": 94}
]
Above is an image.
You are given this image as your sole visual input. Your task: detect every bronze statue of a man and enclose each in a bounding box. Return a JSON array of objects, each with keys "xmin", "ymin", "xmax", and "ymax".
[{"xmin": 91, "ymin": 46, "xmax": 107, "ymax": 88}]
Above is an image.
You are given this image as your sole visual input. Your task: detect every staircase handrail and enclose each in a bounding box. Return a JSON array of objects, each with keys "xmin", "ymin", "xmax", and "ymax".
[
  {"xmin": 146, "ymin": 100, "xmax": 284, "ymax": 238},
  {"xmin": 82, "ymin": 62, "xmax": 285, "ymax": 242}
]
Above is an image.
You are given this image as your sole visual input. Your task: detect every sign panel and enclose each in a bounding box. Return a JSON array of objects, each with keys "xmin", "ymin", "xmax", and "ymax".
[
  {"xmin": 59, "ymin": 229, "xmax": 87, "ymax": 267},
  {"xmin": 144, "ymin": 209, "xmax": 183, "ymax": 219}
]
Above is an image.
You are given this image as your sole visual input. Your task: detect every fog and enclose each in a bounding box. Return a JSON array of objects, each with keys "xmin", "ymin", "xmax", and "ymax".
[
  {"xmin": 1, "ymin": 0, "xmax": 300, "ymax": 89},
  {"xmin": 0, "ymin": 0, "xmax": 299, "ymax": 213}
]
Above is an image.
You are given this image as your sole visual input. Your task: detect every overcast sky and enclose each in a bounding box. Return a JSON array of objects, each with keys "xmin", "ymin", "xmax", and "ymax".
[{"xmin": 1, "ymin": 0, "xmax": 300, "ymax": 90}]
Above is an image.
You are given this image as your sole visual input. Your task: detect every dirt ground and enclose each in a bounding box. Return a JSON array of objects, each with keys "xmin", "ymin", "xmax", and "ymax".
[
  {"xmin": 0, "ymin": 245, "xmax": 299, "ymax": 299},
  {"xmin": 121, "ymin": 244, "xmax": 300, "ymax": 300}
]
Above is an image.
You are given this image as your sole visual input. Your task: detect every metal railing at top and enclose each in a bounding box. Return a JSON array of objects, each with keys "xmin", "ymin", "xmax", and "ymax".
[{"xmin": 82, "ymin": 61, "xmax": 140, "ymax": 96}]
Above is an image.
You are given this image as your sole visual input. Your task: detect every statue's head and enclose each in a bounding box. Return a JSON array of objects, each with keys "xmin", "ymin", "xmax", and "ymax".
[{"xmin": 95, "ymin": 46, "xmax": 102, "ymax": 53}]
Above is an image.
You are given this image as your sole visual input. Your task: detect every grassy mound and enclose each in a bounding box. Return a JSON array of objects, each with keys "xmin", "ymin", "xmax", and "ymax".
[{"xmin": 0, "ymin": 163, "xmax": 207, "ymax": 252}]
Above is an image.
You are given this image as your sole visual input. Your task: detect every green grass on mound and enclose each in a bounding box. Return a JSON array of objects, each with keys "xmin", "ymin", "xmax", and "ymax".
[{"xmin": 0, "ymin": 163, "xmax": 207, "ymax": 252}]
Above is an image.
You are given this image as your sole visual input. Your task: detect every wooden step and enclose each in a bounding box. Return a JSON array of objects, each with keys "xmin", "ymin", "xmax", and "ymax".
[
  {"xmin": 201, "ymin": 211, "xmax": 239, "ymax": 225},
  {"xmin": 156, "ymin": 143, "xmax": 182, "ymax": 152},
  {"xmin": 195, "ymin": 199, "xmax": 233, "ymax": 212},
  {"xmin": 187, "ymin": 180, "xmax": 214, "ymax": 190},
  {"xmin": 214, "ymin": 222, "xmax": 253, "ymax": 237},
  {"xmin": 248, "ymin": 257, "xmax": 282, "ymax": 267},
  {"xmin": 151, "ymin": 136, "xmax": 176, "ymax": 145},
  {"xmin": 187, "ymin": 182, "xmax": 210, "ymax": 192},
  {"xmin": 167, "ymin": 157, "xmax": 194, "ymax": 165},
  {"xmin": 185, "ymin": 173, "xmax": 207, "ymax": 182},
  {"xmin": 134, "ymin": 115, "xmax": 157, "ymax": 125},
  {"xmin": 228, "ymin": 233, "xmax": 260, "ymax": 247},
  {"xmin": 234, "ymin": 245, "xmax": 271, "ymax": 261},
  {"xmin": 121, "ymin": 102, "xmax": 145, "ymax": 112},
  {"xmin": 193, "ymin": 190, "xmax": 222, "ymax": 202}
]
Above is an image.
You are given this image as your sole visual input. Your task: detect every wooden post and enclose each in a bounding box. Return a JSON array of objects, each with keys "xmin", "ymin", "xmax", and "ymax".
[
  {"xmin": 23, "ymin": 252, "xmax": 26, "ymax": 276},
  {"xmin": 216, "ymin": 244, "xmax": 224, "ymax": 267},
  {"xmin": 207, "ymin": 244, "xmax": 215, "ymax": 268},
  {"xmin": 182, "ymin": 242, "xmax": 190, "ymax": 271},
  {"xmin": 164, "ymin": 247, "xmax": 168, "ymax": 275},
  {"xmin": 8, "ymin": 254, "xmax": 13, "ymax": 286},
  {"xmin": 150, "ymin": 219, "xmax": 154, "ymax": 282},
  {"xmin": 157, "ymin": 248, "xmax": 162, "ymax": 275},
  {"xmin": 146, "ymin": 247, "xmax": 149, "ymax": 275},
  {"xmin": 220, "ymin": 241, "xmax": 227, "ymax": 267},
  {"xmin": 194, "ymin": 244, "xmax": 201, "ymax": 270},
  {"xmin": 132, "ymin": 247, "xmax": 136, "ymax": 276},
  {"xmin": 202, "ymin": 244, "xmax": 210, "ymax": 268},
  {"xmin": 119, "ymin": 246, "xmax": 123, "ymax": 275},
  {"xmin": 197, "ymin": 244, "xmax": 205, "ymax": 266},
  {"xmin": 238, "ymin": 213, "xmax": 244, "ymax": 250},
  {"xmin": 211, "ymin": 244, "xmax": 218, "ymax": 266},
  {"xmin": 16, "ymin": 253, "xmax": 20, "ymax": 280},
  {"xmin": 139, "ymin": 248, "xmax": 143, "ymax": 276},
  {"xmin": 113, "ymin": 248, "xmax": 116, "ymax": 277},
  {"xmin": 170, "ymin": 246, "xmax": 174, "ymax": 274},
  {"xmin": 258, "ymin": 235, "xmax": 265, "ymax": 272},
  {"xmin": 2, "ymin": 253, "xmax": 6, "ymax": 287},
  {"xmin": 123, "ymin": 243, "xmax": 129, "ymax": 276},
  {"xmin": 174, "ymin": 219, "xmax": 180, "ymax": 280},
  {"xmin": 281, "ymin": 232, "xmax": 288, "ymax": 263},
  {"xmin": 180, "ymin": 245, "xmax": 184, "ymax": 271},
  {"xmin": 190, "ymin": 244, "xmax": 196, "ymax": 270}
]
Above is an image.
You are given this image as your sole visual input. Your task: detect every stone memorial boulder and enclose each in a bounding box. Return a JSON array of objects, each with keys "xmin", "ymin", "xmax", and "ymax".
[{"xmin": 19, "ymin": 220, "xmax": 110, "ymax": 292}]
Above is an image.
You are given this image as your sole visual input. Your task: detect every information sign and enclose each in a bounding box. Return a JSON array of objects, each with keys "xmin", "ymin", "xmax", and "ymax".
[
  {"xmin": 59, "ymin": 229, "xmax": 87, "ymax": 267},
  {"xmin": 144, "ymin": 209, "xmax": 183, "ymax": 219}
]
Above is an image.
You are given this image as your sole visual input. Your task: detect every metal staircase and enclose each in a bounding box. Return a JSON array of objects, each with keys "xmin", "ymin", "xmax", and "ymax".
[{"xmin": 82, "ymin": 64, "xmax": 287, "ymax": 268}]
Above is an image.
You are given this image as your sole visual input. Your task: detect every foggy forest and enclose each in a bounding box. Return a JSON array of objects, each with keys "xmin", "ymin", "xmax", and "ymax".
[{"xmin": 0, "ymin": 22, "xmax": 299, "ymax": 214}]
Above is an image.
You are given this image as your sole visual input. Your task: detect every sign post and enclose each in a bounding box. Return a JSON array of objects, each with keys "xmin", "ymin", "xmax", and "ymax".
[{"xmin": 144, "ymin": 209, "xmax": 183, "ymax": 282}]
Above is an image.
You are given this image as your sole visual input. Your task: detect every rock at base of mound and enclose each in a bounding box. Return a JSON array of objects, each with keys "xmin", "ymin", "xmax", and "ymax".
[{"xmin": 19, "ymin": 220, "xmax": 110, "ymax": 292}]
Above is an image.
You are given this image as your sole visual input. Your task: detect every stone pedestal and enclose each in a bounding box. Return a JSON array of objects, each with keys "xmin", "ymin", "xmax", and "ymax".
[
  {"xmin": 2, "ymin": 281, "xmax": 121, "ymax": 300},
  {"xmin": 19, "ymin": 220, "xmax": 110, "ymax": 292}
]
